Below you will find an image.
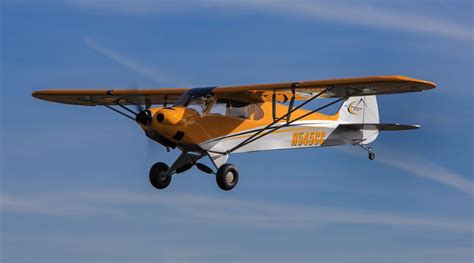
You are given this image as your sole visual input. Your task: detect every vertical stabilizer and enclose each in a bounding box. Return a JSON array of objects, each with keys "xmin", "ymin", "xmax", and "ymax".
[
  {"xmin": 338, "ymin": 95, "xmax": 379, "ymax": 124},
  {"xmin": 338, "ymin": 96, "xmax": 380, "ymax": 143}
]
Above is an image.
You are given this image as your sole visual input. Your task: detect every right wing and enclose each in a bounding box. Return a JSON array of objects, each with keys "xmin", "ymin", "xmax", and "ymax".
[
  {"xmin": 32, "ymin": 88, "xmax": 189, "ymax": 106},
  {"xmin": 212, "ymin": 75, "xmax": 436, "ymax": 103}
]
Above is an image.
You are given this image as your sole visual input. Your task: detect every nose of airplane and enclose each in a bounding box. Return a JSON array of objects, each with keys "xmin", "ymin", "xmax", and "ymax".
[
  {"xmin": 135, "ymin": 109, "xmax": 153, "ymax": 126},
  {"xmin": 154, "ymin": 107, "xmax": 186, "ymax": 125},
  {"xmin": 150, "ymin": 107, "xmax": 200, "ymax": 143}
]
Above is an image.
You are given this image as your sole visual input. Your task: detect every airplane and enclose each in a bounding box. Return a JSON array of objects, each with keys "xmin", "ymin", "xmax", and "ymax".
[{"xmin": 32, "ymin": 75, "xmax": 436, "ymax": 191}]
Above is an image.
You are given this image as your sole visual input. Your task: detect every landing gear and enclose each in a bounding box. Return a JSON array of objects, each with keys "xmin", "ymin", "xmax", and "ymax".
[
  {"xmin": 216, "ymin": 164, "xmax": 239, "ymax": 191},
  {"xmin": 149, "ymin": 162, "xmax": 171, "ymax": 190},
  {"xmin": 359, "ymin": 144, "xmax": 376, "ymax": 161},
  {"xmin": 368, "ymin": 152, "xmax": 376, "ymax": 160},
  {"xmin": 148, "ymin": 153, "xmax": 239, "ymax": 191}
]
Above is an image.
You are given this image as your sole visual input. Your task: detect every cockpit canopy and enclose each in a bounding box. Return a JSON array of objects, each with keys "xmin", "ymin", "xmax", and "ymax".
[
  {"xmin": 174, "ymin": 87, "xmax": 214, "ymax": 107},
  {"xmin": 174, "ymin": 87, "xmax": 263, "ymax": 120}
]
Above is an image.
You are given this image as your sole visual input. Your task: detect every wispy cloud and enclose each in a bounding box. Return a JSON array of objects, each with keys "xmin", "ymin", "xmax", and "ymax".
[
  {"xmin": 246, "ymin": 0, "xmax": 473, "ymax": 42},
  {"xmin": 1, "ymin": 189, "xmax": 472, "ymax": 232},
  {"xmin": 340, "ymin": 147, "xmax": 474, "ymax": 196},
  {"xmin": 378, "ymin": 152, "xmax": 474, "ymax": 196},
  {"xmin": 83, "ymin": 37, "xmax": 177, "ymax": 85},
  {"xmin": 69, "ymin": 0, "xmax": 474, "ymax": 41}
]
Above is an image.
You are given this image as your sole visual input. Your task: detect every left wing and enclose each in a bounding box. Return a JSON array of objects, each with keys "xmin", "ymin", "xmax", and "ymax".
[
  {"xmin": 32, "ymin": 88, "xmax": 189, "ymax": 106},
  {"xmin": 212, "ymin": 75, "xmax": 436, "ymax": 102}
]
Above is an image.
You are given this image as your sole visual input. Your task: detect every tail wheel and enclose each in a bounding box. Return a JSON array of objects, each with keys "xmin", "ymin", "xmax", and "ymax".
[
  {"xmin": 368, "ymin": 152, "xmax": 376, "ymax": 160},
  {"xmin": 216, "ymin": 164, "xmax": 239, "ymax": 191},
  {"xmin": 149, "ymin": 162, "xmax": 171, "ymax": 190}
]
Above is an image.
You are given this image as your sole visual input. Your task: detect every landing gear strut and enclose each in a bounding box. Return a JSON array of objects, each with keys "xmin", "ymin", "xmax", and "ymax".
[{"xmin": 359, "ymin": 144, "xmax": 376, "ymax": 161}]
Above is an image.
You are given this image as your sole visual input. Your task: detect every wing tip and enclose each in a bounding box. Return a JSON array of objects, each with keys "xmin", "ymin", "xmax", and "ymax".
[
  {"xmin": 32, "ymin": 90, "xmax": 47, "ymax": 100},
  {"xmin": 390, "ymin": 75, "xmax": 436, "ymax": 90},
  {"xmin": 32, "ymin": 90, "xmax": 43, "ymax": 99}
]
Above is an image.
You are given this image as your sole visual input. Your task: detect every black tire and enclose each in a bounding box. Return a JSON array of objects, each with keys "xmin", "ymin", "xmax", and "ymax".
[
  {"xmin": 368, "ymin": 152, "xmax": 376, "ymax": 160},
  {"xmin": 149, "ymin": 162, "xmax": 171, "ymax": 190},
  {"xmin": 216, "ymin": 164, "xmax": 239, "ymax": 191}
]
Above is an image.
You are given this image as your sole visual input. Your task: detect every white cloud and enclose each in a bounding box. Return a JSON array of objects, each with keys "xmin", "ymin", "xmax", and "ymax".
[
  {"xmin": 68, "ymin": 0, "xmax": 474, "ymax": 41},
  {"xmin": 1, "ymin": 189, "xmax": 472, "ymax": 232},
  {"xmin": 378, "ymin": 152, "xmax": 474, "ymax": 196},
  {"xmin": 338, "ymin": 146, "xmax": 474, "ymax": 196}
]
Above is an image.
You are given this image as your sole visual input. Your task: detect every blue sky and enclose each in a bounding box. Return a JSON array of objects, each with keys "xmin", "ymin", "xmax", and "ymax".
[{"xmin": 1, "ymin": 0, "xmax": 473, "ymax": 262}]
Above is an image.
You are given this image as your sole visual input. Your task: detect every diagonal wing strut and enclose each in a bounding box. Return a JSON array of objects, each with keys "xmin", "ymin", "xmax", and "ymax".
[{"xmin": 225, "ymin": 86, "xmax": 354, "ymax": 154}]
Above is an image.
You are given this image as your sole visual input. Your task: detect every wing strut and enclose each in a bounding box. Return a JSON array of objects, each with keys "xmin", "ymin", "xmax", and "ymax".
[
  {"xmin": 226, "ymin": 86, "xmax": 346, "ymax": 154},
  {"xmin": 91, "ymin": 98, "xmax": 137, "ymax": 122},
  {"xmin": 117, "ymin": 102, "xmax": 139, "ymax": 115},
  {"xmin": 286, "ymin": 86, "xmax": 296, "ymax": 122},
  {"xmin": 102, "ymin": 104, "xmax": 136, "ymax": 121}
]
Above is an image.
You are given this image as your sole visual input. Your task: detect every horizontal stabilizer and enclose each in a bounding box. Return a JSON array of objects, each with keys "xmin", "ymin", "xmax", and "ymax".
[{"xmin": 339, "ymin": 123, "xmax": 420, "ymax": 131}]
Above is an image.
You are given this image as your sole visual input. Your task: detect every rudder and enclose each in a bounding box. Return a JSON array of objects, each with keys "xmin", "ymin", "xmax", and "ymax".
[
  {"xmin": 338, "ymin": 96, "xmax": 380, "ymax": 144},
  {"xmin": 338, "ymin": 95, "xmax": 379, "ymax": 124}
]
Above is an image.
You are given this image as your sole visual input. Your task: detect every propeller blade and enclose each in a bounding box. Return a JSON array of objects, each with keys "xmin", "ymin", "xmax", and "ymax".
[
  {"xmin": 129, "ymin": 80, "xmax": 146, "ymax": 113},
  {"xmin": 145, "ymin": 98, "xmax": 152, "ymax": 109},
  {"xmin": 134, "ymin": 104, "xmax": 144, "ymax": 115}
]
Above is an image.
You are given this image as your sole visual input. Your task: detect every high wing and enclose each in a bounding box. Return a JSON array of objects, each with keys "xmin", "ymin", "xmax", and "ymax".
[
  {"xmin": 32, "ymin": 75, "xmax": 435, "ymax": 106},
  {"xmin": 32, "ymin": 88, "xmax": 189, "ymax": 106},
  {"xmin": 212, "ymin": 75, "xmax": 436, "ymax": 102}
]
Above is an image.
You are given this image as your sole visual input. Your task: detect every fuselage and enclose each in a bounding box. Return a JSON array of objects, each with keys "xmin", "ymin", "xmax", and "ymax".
[{"xmin": 139, "ymin": 100, "xmax": 369, "ymax": 154}]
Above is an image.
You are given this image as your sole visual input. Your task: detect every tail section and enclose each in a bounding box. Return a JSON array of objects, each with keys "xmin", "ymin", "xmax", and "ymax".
[
  {"xmin": 338, "ymin": 96, "xmax": 380, "ymax": 144},
  {"xmin": 338, "ymin": 95, "xmax": 379, "ymax": 124}
]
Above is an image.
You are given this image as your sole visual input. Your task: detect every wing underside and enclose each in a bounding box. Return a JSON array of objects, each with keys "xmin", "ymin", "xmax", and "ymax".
[{"xmin": 32, "ymin": 88, "xmax": 189, "ymax": 106}]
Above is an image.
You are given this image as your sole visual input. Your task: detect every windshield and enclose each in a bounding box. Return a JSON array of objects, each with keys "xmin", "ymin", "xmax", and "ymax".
[
  {"xmin": 174, "ymin": 87, "xmax": 215, "ymax": 115},
  {"xmin": 174, "ymin": 87, "xmax": 215, "ymax": 107}
]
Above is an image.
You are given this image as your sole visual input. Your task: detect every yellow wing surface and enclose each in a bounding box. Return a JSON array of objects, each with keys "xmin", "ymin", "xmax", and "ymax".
[
  {"xmin": 32, "ymin": 75, "xmax": 435, "ymax": 105},
  {"xmin": 212, "ymin": 75, "xmax": 436, "ymax": 102}
]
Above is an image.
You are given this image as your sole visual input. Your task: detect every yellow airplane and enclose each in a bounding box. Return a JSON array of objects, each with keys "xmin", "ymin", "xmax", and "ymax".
[{"xmin": 33, "ymin": 75, "xmax": 435, "ymax": 191}]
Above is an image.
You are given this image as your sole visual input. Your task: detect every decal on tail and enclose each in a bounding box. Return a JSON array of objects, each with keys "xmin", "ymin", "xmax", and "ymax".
[
  {"xmin": 339, "ymin": 95, "xmax": 379, "ymax": 124},
  {"xmin": 338, "ymin": 96, "xmax": 380, "ymax": 143}
]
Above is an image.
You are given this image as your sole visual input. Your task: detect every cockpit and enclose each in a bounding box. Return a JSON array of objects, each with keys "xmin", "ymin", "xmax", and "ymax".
[{"xmin": 174, "ymin": 87, "xmax": 264, "ymax": 120}]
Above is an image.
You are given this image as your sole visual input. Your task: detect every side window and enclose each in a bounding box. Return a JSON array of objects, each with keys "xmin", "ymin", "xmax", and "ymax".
[
  {"xmin": 208, "ymin": 100, "xmax": 226, "ymax": 115},
  {"xmin": 208, "ymin": 99, "xmax": 264, "ymax": 120},
  {"xmin": 226, "ymin": 100, "xmax": 251, "ymax": 119},
  {"xmin": 252, "ymin": 104, "xmax": 264, "ymax": 120}
]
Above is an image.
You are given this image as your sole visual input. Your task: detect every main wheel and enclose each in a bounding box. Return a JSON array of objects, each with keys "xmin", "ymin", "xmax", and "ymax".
[
  {"xmin": 216, "ymin": 164, "xmax": 239, "ymax": 191},
  {"xmin": 368, "ymin": 152, "xmax": 376, "ymax": 160},
  {"xmin": 149, "ymin": 162, "xmax": 171, "ymax": 190}
]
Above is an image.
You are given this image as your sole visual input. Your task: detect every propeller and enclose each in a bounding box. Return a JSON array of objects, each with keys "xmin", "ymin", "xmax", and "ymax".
[
  {"xmin": 127, "ymin": 81, "xmax": 173, "ymax": 158},
  {"xmin": 129, "ymin": 81, "xmax": 153, "ymax": 126},
  {"xmin": 135, "ymin": 108, "xmax": 152, "ymax": 126}
]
